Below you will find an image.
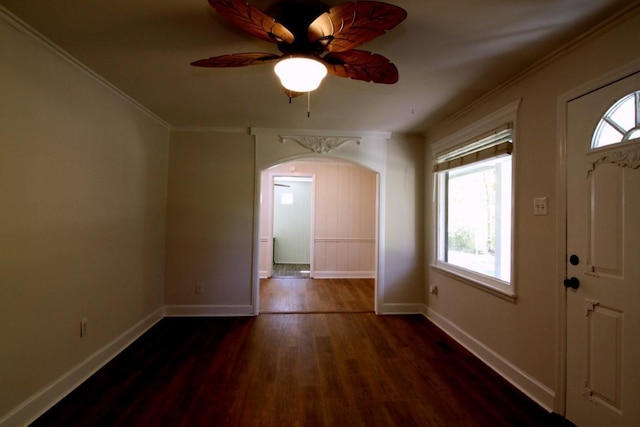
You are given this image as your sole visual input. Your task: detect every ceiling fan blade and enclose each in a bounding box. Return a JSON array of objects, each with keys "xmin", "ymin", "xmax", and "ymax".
[
  {"xmin": 191, "ymin": 52, "xmax": 281, "ymax": 67},
  {"xmin": 322, "ymin": 50, "xmax": 399, "ymax": 84},
  {"xmin": 307, "ymin": 12, "xmax": 334, "ymax": 47},
  {"xmin": 308, "ymin": 1, "xmax": 406, "ymax": 52},
  {"xmin": 209, "ymin": 0, "xmax": 295, "ymax": 44}
]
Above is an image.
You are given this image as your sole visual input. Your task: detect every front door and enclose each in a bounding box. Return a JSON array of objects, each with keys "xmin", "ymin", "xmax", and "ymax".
[{"xmin": 565, "ymin": 72, "xmax": 640, "ymax": 426}]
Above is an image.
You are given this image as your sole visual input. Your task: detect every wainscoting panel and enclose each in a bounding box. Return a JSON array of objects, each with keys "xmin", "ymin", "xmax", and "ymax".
[
  {"xmin": 314, "ymin": 238, "xmax": 375, "ymax": 278},
  {"xmin": 259, "ymin": 160, "xmax": 377, "ymax": 278}
]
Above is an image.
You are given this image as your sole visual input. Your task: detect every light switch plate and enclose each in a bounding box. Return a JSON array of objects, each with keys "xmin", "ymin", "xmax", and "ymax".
[{"xmin": 534, "ymin": 197, "xmax": 548, "ymax": 216}]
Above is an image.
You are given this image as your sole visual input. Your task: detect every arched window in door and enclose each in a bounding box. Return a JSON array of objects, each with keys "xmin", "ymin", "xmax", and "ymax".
[{"xmin": 592, "ymin": 90, "xmax": 640, "ymax": 148}]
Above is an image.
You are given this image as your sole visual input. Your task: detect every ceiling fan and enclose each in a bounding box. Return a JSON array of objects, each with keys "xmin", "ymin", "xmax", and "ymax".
[{"xmin": 191, "ymin": 0, "xmax": 407, "ymax": 99}]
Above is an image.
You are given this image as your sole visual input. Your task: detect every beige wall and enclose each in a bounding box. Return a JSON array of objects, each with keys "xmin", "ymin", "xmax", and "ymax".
[
  {"xmin": 164, "ymin": 130, "xmax": 255, "ymax": 313},
  {"xmin": 164, "ymin": 129, "xmax": 424, "ymax": 315},
  {"xmin": 384, "ymin": 133, "xmax": 426, "ymax": 306},
  {"xmin": 260, "ymin": 160, "xmax": 377, "ymax": 278},
  {"xmin": 254, "ymin": 129, "xmax": 425, "ymax": 312},
  {"xmin": 0, "ymin": 16, "xmax": 425, "ymax": 420},
  {"xmin": 0, "ymin": 17, "xmax": 169, "ymax": 421},
  {"xmin": 8, "ymin": 3, "xmax": 636, "ymax": 422},
  {"xmin": 425, "ymin": 7, "xmax": 640, "ymax": 411}
]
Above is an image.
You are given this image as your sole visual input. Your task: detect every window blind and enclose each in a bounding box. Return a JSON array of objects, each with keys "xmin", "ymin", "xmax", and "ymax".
[{"xmin": 435, "ymin": 124, "xmax": 513, "ymax": 173}]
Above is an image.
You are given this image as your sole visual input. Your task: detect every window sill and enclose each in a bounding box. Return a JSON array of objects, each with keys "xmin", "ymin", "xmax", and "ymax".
[{"xmin": 430, "ymin": 263, "xmax": 517, "ymax": 303}]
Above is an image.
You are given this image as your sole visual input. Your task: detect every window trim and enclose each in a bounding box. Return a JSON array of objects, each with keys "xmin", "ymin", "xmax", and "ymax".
[
  {"xmin": 591, "ymin": 90, "xmax": 640, "ymax": 149},
  {"xmin": 432, "ymin": 263, "xmax": 516, "ymax": 303},
  {"xmin": 430, "ymin": 100, "xmax": 520, "ymax": 301}
]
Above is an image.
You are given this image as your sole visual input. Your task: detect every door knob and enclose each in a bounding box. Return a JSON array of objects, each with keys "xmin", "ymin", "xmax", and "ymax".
[{"xmin": 563, "ymin": 277, "xmax": 580, "ymax": 289}]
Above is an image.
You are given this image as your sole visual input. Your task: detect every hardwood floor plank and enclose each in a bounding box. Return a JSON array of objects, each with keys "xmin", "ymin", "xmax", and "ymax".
[
  {"xmin": 260, "ymin": 278, "xmax": 374, "ymax": 313},
  {"xmin": 31, "ymin": 314, "xmax": 574, "ymax": 427}
]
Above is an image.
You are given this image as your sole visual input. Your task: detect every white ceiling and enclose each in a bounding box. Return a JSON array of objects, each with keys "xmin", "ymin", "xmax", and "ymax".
[{"xmin": 1, "ymin": 0, "xmax": 635, "ymax": 134}]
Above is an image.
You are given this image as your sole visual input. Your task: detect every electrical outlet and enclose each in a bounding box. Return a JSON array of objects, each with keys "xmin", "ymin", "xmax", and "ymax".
[
  {"xmin": 195, "ymin": 282, "xmax": 204, "ymax": 294},
  {"xmin": 80, "ymin": 318, "xmax": 88, "ymax": 338}
]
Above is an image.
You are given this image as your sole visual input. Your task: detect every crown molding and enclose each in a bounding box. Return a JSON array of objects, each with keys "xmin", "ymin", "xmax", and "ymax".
[
  {"xmin": 428, "ymin": 1, "xmax": 640, "ymax": 136},
  {"xmin": 251, "ymin": 127, "xmax": 392, "ymax": 140},
  {"xmin": 1, "ymin": 6, "xmax": 170, "ymax": 130},
  {"xmin": 170, "ymin": 126, "xmax": 250, "ymax": 134}
]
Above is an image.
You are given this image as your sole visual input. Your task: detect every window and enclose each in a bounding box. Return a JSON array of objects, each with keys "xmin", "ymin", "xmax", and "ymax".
[
  {"xmin": 280, "ymin": 193, "xmax": 294, "ymax": 205},
  {"xmin": 432, "ymin": 101, "xmax": 518, "ymax": 298},
  {"xmin": 592, "ymin": 90, "xmax": 640, "ymax": 148},
  {"xmin": 439, "ymin": 155, "xmax": 512, "ymax": 280}
]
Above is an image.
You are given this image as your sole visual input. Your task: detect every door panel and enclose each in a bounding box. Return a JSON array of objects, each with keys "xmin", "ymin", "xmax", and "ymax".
[
  {"xmin": 273, "ymin": 178, "xmax": 312, "ymax": 264},
  {"xmin": 566, "ymin": 71, "xmax": 640, "ymax": 426},
  {"xmin": 587, "ymin": 303, "xmax": 623, "ymax": 411},
  {"xmin": 590, "ymin": 163, "xmax": 623, "ymax": 275}
]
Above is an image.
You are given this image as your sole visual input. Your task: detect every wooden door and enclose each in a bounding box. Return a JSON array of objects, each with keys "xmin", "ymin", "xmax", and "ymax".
[{"xmin": 565, "ymin": 72, "xmax": 640, "ymax": 426}]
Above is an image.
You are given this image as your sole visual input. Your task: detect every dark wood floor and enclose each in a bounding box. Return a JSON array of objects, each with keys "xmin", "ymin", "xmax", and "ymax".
[
  {"xmin": 31, "ymin": 314, "xmax": 573, "ymax": 426},
  {"xmin": 30, "ymin": 279, "xmax": 570, "ymax": 426},
  {"xmin": 260, "ymin": 277, "xmax": 374, "ymax": 313}
]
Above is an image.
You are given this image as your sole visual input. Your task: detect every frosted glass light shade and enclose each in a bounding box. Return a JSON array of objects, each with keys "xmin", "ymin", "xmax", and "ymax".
[{"xmin": 274, "ymin": 57, "xmax": 328, "ymax": 92}]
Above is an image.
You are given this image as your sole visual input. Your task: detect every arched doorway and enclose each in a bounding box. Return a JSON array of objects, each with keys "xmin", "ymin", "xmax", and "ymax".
[
  {"xmin": 250, "ymin": 127, "xmax": 391, "ymax": 315},
  {"xmin": 257, "ymin": 157, "xmax": 379, "ymax": 313}
]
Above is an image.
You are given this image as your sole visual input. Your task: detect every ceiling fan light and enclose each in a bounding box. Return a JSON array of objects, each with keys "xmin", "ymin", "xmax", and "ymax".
[{"xmin": 274, "ymin": 57, "xmax": 328, "ymax": 92}]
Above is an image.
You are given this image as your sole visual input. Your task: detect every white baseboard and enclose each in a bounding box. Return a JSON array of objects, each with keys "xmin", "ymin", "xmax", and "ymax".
[
  {"xmin": 425, "ymin": 306, "xmax": 555, "ymax": 411},
  {"xmin": 378, "ymin": 303, "xmax": 426, "ymax": 314},
  {"xmin": 5, "ymin": 303, "xmax": 554, "ymax": 425},
  {"xmin": 312, "ymin": 271, "xmax": 375, "ymax": 279},
  {"xmin": 164, "ymin": 304, "xmax": 254, "ymax": 317},
  {"xmin": 1, "ymin": 307, "xmax": 164, "ymax": 427}
]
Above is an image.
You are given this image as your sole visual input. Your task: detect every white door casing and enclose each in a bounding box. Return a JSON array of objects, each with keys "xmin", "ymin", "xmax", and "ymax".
[
  {"xmin": 565, "ymin": 71, "xmax": 640, "ymax": 426},
  {"xmin": 272, "ymin": 175, "xmax": 313, "ymax": 267}
]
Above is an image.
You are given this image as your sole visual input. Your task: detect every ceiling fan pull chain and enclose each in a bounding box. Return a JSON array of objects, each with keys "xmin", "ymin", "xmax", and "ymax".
[{"xmin": 307, "ymin": 91, "xmax": 311, "ymax": 118}]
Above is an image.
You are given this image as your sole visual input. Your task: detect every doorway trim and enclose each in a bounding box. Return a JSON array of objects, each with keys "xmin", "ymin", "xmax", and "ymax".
[
  {"xmin": 255, "ymin": 157, "xmax": 380, "ymax": 313},
  {"xmin": 555, "ymin": 58, "xmax": 640, "ymax": 415},
  {"xmin": 267, "ymin": 173, "xmax": 315, "ymax": 278},
  {"xmin": 250, "ymin": 127, "xmax": 390, "ymax": 316}
]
